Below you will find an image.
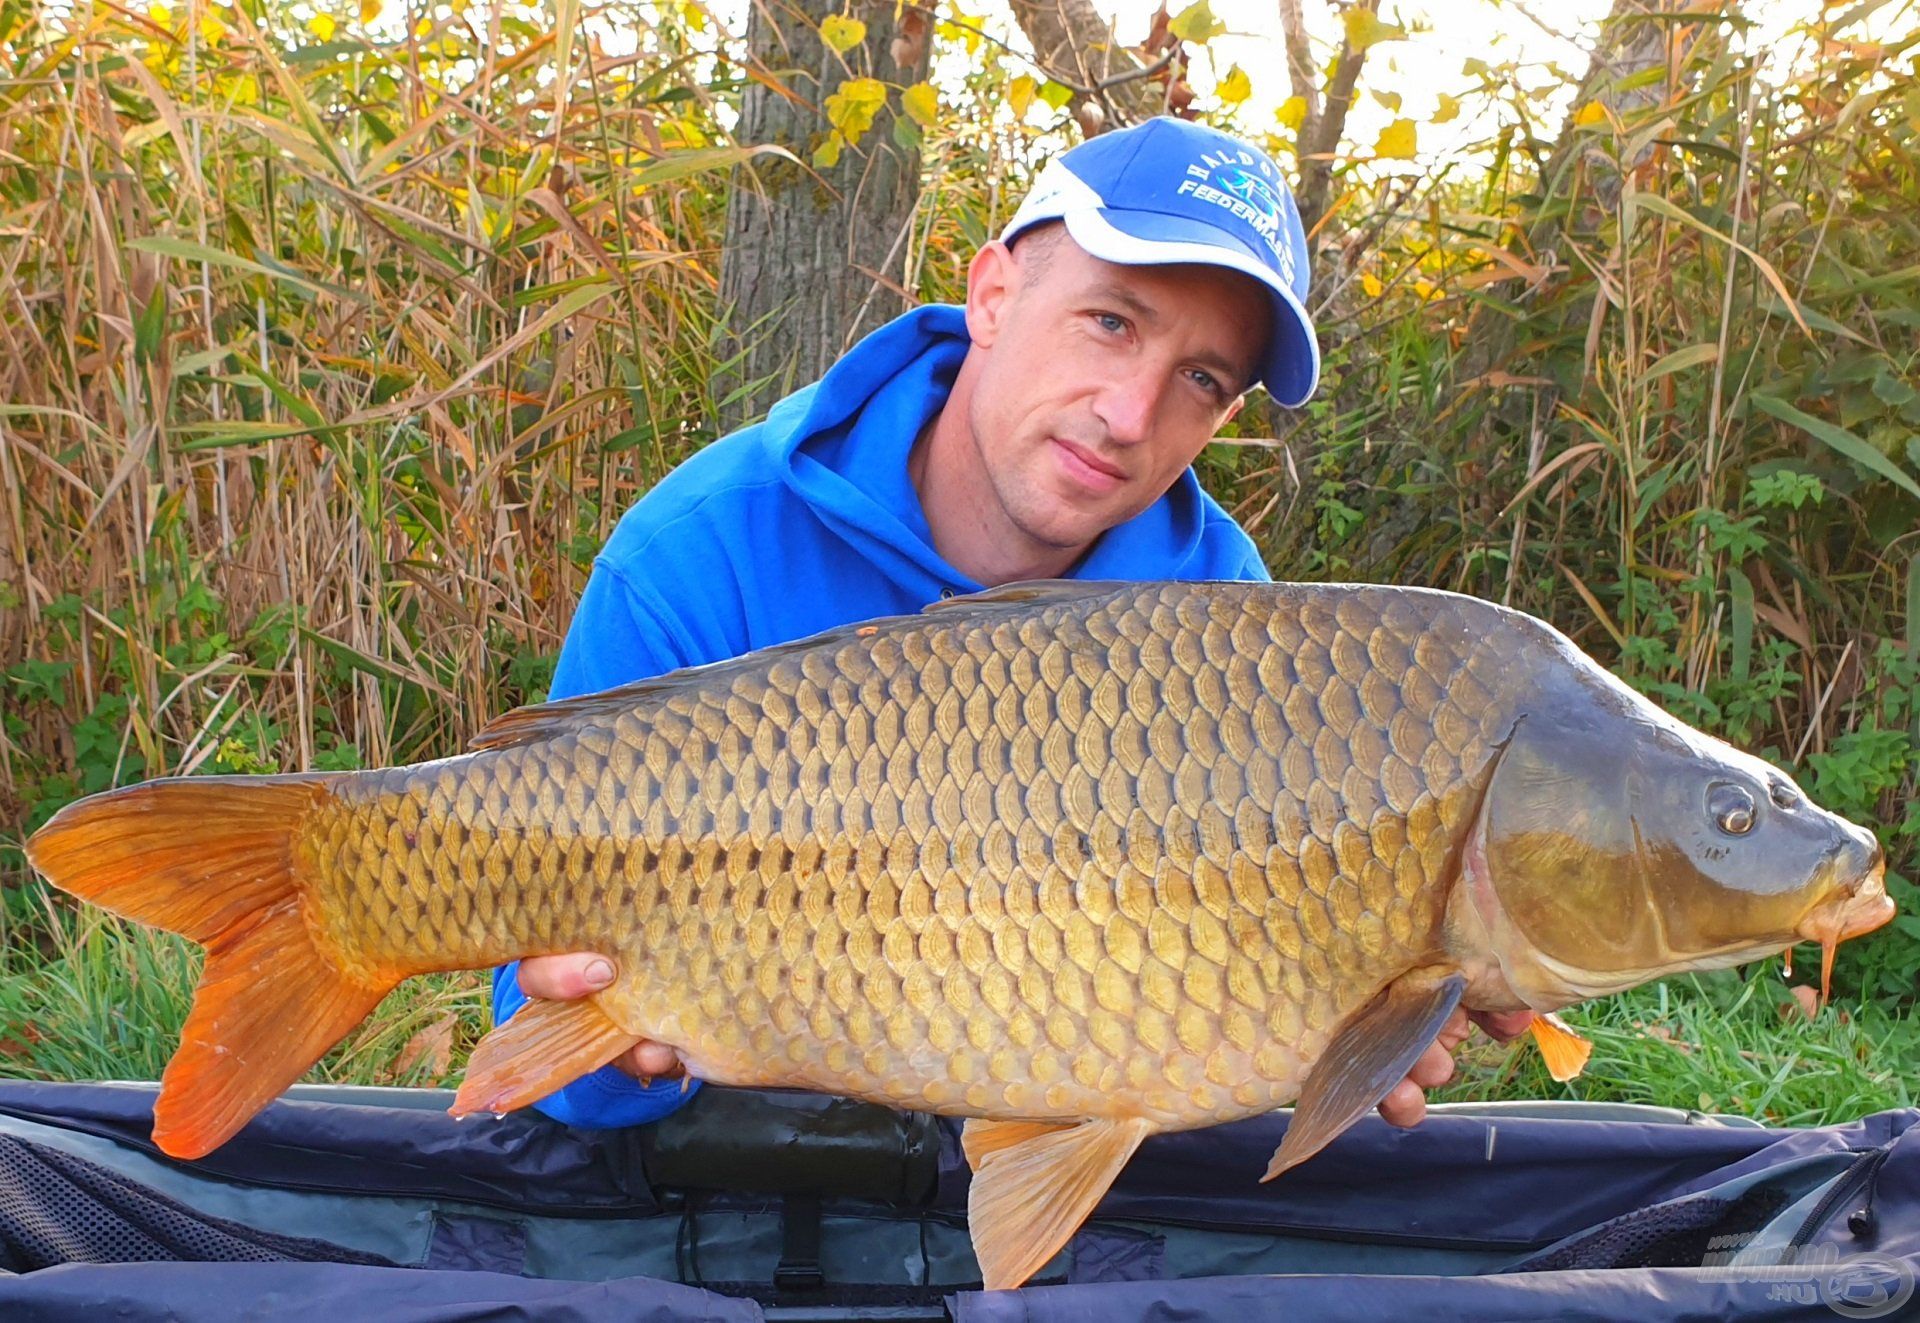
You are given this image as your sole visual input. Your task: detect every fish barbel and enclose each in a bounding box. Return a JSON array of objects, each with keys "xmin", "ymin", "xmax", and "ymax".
[{"xmin": 25, "ymin": 580, "xmax": 1892, "ymax": 1288}]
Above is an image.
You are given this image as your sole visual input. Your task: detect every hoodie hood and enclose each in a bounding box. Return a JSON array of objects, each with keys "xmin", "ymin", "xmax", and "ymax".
[{"xmin": 767, "ymin": 303, "xmax": 1220, "ymax": 596}]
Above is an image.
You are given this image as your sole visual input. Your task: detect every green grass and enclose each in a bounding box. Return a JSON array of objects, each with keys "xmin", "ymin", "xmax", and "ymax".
[
  {"xmin": 0, "ymin": 897, "xmax": 489, "ymax": 1090},
  {"xmin": 1438, "ymin": 972, "xmax": 1916, "ymax": 1127}
]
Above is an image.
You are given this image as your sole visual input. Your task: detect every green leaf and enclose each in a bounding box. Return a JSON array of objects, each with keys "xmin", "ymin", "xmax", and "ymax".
[
  {"xmin": 819, "ymin": 13, "xmax": 865, "ymax": 53},
  {"xmin": 1037, "ymin": 80, "xmax": 1073, "ymax": 111},
  {"xmin": 1168, "ymin": 0, "xmax": 1226, "ymax": 43},
  {"xmin": 1641, "ymin": 342, "xmax": 1718, "ymax": 384},
  {"xmin": 127, "ymin": 235, "xmax": 367, "ymax": 304},
  {"xmin": 629, "ymin": 142, "xmax": 803, "ymax": 189},
  {"xmin": 1728, "ymin": 565, "xmax": 1754, "ymax": 683},
  {"xmin": 133, "ymin": 279, "xmax": 168, "ymax": 365},
  {"xmin": 1752, "ymin": 394, "xmax": 1920, "ymax": 503}
]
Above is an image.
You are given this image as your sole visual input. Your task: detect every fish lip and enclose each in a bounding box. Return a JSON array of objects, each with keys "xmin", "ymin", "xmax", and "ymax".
[
  {"xmin": 1793, "ymin": 860, "xmax": 1893, "ymax": 1006},
  {"xmin": 1794, "ymin": 862, "xmax": 1894, "ymax": 947}
]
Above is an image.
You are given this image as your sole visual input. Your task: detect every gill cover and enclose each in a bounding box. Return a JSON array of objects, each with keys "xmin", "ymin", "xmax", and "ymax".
[{"xmin": 1477, "ymin": 704, "xmax": 1881, "ymax": 996}]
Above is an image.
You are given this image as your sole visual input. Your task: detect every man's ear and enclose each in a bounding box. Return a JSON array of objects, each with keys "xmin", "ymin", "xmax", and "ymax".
[{"xmin": 964, "ymin": 240, "xmax": 1020, "ymax": 349}]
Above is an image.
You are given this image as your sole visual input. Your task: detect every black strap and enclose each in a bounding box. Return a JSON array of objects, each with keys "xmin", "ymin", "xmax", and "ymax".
[{"xmin": 774, "ymin": 1192, "xmax": 825, "ymax": 1292}]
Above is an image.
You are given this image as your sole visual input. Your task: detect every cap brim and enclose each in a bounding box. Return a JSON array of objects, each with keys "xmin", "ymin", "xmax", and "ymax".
[{"xmin": 1057, "ymin": 208, "xmax": 1320, "ymax": 408}]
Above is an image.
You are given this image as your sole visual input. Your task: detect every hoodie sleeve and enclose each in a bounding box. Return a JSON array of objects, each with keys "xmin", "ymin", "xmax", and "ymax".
[{"xmin": 490, "ymin": 558, "xmax": 707, "ymax": 1129}]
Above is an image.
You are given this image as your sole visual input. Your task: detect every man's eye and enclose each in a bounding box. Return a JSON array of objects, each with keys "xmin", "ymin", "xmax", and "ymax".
[
  {"xmin": 1094, "ymin": 312, "xmax": 1125, "ymax": 334},
  {"xmin": 1189, "ymin": 369, "xmax": 1223, "ymax": 397}
]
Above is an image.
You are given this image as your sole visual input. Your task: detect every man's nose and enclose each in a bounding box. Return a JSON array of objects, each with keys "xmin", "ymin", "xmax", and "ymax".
[{"xmin": 1092, "ymin": 371, "xmax": 1162, "ymax": 445}]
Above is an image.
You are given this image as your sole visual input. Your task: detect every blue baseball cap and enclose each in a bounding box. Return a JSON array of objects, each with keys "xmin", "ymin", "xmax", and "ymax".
[{"xmin": 1001, "ymin": 117, "xmax": 1319, "ymax": 407}]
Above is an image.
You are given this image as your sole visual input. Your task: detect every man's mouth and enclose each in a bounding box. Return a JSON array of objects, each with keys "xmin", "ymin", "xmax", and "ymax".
[{"xmin": 1051, "ymin": 437, "xmax": 1126, "ymax": 492}]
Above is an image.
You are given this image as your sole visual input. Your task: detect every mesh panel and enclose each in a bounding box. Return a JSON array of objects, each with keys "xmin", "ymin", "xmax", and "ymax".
[
  {"xmin": 1517, "ymin": 1186, "xmax": 1788, "ymax": 1273},
  {"xmin": 0, "ymin": 1135, "xmax": 397, "ymax": 1273}
]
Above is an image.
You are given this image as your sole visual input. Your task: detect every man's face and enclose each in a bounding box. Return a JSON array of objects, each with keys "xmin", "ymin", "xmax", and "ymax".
[{"xmin": 960, "ymin": 227, "xmax": 1271, "ymax": 553}]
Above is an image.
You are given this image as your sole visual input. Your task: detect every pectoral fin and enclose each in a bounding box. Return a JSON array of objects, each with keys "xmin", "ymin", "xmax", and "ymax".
[
  {"xmin": 966, "ymin": 1116, "xmax": 1152, "ymax": 1290},
  {"xmin": 450, "ymin": 996, "xmax": 643, "ymax": 1119},
  {"xmin": 1262, "ymin": 969, "xmax": 1467, "ymax": 1183},
  {"xmin": 1529, "ymin": 1011, "xmax": 1592, "ymax": 1082}
]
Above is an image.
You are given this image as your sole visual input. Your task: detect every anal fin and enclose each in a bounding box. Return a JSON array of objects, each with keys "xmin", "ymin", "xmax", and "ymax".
[
  {"xmin": 451, "ymin": 997, "xmax": 644, "ymax": 1118},
  {"xmin": 962, "ymin": 1118, "xmax": 1072, "ymax": 1172},
  {"xmin": 1263, "ymin": 968, "xmax": 1467, "ymax": 1183},
  {"xmin": 967, "ymin": 1116, "xmax": 1151, "ymax": 1291},
  {"xmin": 1529, "ymin": 1011, "xmax": 1592, "ymax": 1082}
]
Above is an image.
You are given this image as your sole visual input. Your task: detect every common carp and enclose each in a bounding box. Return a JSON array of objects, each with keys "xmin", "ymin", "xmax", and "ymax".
[{"xmin": 24, "ymin": 580, "xmax": 1892, "ymax": 1289}]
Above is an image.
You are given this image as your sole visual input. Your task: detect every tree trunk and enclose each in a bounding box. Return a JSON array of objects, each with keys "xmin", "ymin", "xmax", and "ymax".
[{"xmin": 716, "ymin": 0, "xmax": 932, "ymax": 429}]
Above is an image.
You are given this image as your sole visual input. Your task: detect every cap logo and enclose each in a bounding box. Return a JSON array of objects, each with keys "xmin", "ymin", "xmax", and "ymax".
[{"xmin": 1175, "ymin": 151, "xmax": 1295, "ymax": 285}]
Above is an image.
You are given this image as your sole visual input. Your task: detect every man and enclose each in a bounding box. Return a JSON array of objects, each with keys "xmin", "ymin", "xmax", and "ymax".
[{"xmin": 495, "ymin": 116, "xmax": 1527, "ymax": 1131}]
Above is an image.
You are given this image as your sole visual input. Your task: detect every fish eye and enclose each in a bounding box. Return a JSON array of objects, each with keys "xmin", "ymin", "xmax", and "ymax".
[
  {"xmin": 1709, "ymin": 783, "xmax": 1756, "ymax": 836},
  {"xmin": 1768, "ymin": 779, "xmax": 1796, "ymax": 810}
]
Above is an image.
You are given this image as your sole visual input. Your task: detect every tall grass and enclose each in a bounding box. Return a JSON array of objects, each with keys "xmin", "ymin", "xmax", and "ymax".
[{"xmin": 1, "ymin": 0, "xmax": 1916, "ymax": 1113}]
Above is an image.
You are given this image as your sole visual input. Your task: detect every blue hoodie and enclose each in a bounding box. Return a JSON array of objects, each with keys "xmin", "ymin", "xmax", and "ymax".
[{"xmin": 491, "ymin": 302, "xmax": 1271, "ymax": 1127}]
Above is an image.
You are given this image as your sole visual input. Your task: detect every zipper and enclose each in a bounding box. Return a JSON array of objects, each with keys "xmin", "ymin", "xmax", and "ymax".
[{"xmin": 1789, "ymin": 1145, "xmax": 1892, "ymax": 1247}]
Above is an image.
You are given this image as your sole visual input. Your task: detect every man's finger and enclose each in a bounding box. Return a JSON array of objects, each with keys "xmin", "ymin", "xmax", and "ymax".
[
  {"xmin": 1376, "ymin": 1078, "xmax": 1426, "ymax": 1128},
  {"xmin": 1405, "ymin": 1039, "xmax": 1456, "ymax": 1091},
  {"xmin": 614, "ymin": 1041, "xmax": 686, "ymax": 1080},
  {"xmin": 518, "ymin": 952, "xmax": 617, "ymax": 1000},
  {"xmin": 1469, "ymin": 1009, "xmax": 1535, "ymax": 1043}
]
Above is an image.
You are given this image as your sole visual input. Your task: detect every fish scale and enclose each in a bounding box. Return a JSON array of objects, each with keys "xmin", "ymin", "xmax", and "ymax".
[{"xmin": 292, "ymin": 580, "xmax": 1489, "ymax": 1129}]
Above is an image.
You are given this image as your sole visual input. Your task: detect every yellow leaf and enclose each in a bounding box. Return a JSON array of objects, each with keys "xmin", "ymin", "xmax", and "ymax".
[
  {"xmin": 150, "ymin": 3, "xmax": 170, "ymax": 27},
  {"xmin": 1432, "ymin": 92, "xmax": 1460, "ymax": 124},
  {"xmin": 1217, "ymin": 64, "xmax": 1251, "ymax": 105},
  {"xmin": 1360, "ymin": 271, "xmax": 1383, "ymax": 298},
  {"xmin": 198, "ymin": 11, "xmax": 226, "ymax": 43},
  {"xmin": 1009, "ymin": 73, "xmax": 1036, "ymax": 118},
  {"xmin": 939, "ymin": 9, "xmax": 981, "ymax": 55},
  {"xmin": 1342, "ymin": 8, "xmax": 1405, "ymax": 51},
  {"xmin": 902, "ymin": 81, "xmax": 938, "ymax": 126},
  {"xmin": 1169, "ymin": 0, "xmax": 1227, "ymax": 44},
  {"xmin": 1574, "ymin": 100, "xmax": 1610, "ymax": 129},
  {"xmin": 820, "ymin": 13, "xmax": 866, "ymax": 54},
  {"xmin": 680, "ymin": 0, "xmax": 708, "ymax": 32},
  {"xmin": 1276, "ymin": 95, "xmax": 1307, "ymax": 131},
  {"xmin": 359, "ymin": 0, "xmax": 381, "ymax": 25},
  {"xmin": 306, "ymin": 12, "xmax": 336, "ymax": 40},
  {"xmin": 825, "ymin": 76, "xmax": 888, "ymax": 144},
  {"xmin": 1372, "ymin": 89, "xmax": 1401, "ymax": 113},
  {"xmin": 1038, "ymin": 80, "xmax": 1073, "ymax": 111},
  {"xmin": 813, "ymin": 133, "xmax": 843, "ymax": 168},
  {"xmin": 1375, "ymin": 117, "xmax": 1417, "ymax": 159}
]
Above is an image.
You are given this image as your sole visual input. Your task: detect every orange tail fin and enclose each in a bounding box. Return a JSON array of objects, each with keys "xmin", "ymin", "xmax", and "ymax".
[{"xmin": 24, "ymin": 775, "xmax": 400, "ymax": 1159}]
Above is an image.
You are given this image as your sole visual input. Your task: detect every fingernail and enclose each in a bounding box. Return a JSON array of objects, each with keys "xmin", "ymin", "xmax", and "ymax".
[{"xmin": 584, "ymin": 958, "xmax": 615, "ymax": 988}]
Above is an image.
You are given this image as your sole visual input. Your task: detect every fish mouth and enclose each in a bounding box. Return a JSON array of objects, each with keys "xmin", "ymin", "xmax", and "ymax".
[{"xmin": 1795, "ymin": 861, "xmax": 1894, "ymax": 1006}]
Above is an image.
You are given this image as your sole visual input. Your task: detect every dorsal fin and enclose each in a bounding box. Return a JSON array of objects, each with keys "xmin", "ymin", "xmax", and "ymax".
[{"xmin": 470, "ymin": 580, "xmax": 1134, "ymax": 754}]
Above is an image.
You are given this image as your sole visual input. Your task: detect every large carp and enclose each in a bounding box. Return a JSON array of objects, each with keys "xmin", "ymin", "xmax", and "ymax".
[{"xmin": 26, "ymin": 580, "xmax": 1891, "ymax": 1288}]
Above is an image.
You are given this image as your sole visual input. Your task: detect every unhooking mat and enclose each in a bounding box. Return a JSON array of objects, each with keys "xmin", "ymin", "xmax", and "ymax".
[{"xmin": 0, "ymin": 1080, "xmax": 1914, "ymax": 1321}]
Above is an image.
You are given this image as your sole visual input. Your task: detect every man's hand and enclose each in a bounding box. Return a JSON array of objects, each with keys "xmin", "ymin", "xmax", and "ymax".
[
  {"xmin": 1376, "ymin": 1008, "xmax": 1533, "ymax": 1128},
  {"xmin": 517, "ymin": 954, "xmax": 684, "ymax": 1081}
]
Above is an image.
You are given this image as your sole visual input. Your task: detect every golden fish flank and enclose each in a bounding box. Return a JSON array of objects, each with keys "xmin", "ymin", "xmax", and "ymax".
[
  {"xmin": 24, "ymin": 579, "xmax": 1893, "ymax": 1292},
  {"xmin": 315, "ymin": 582, "xmax": 1486, "ymax": 1125}
]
